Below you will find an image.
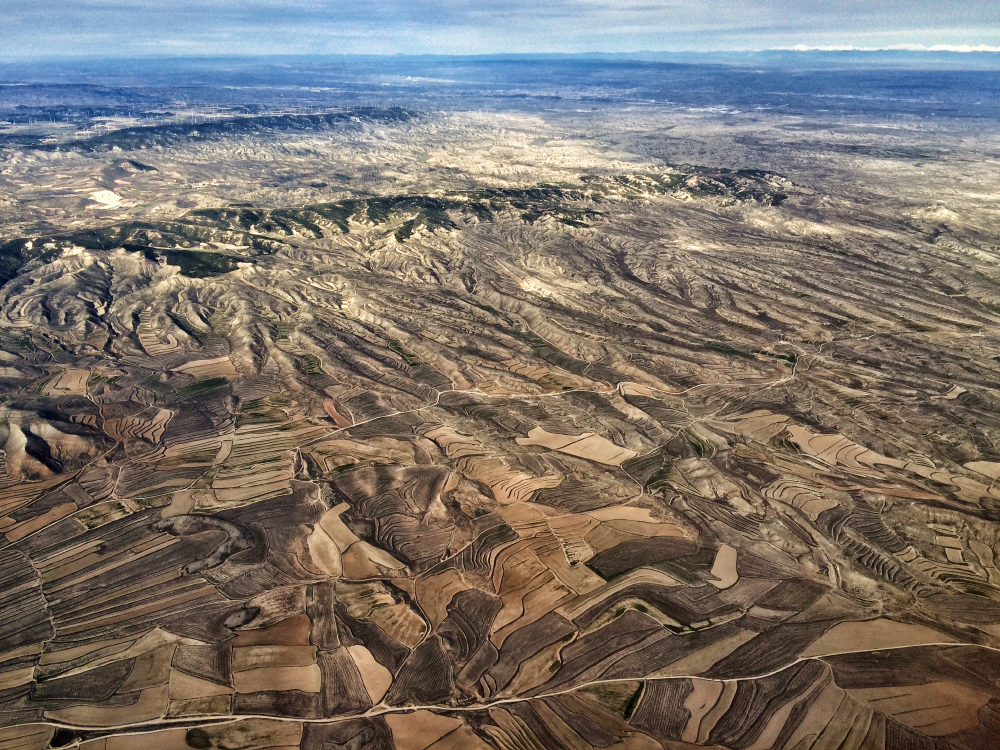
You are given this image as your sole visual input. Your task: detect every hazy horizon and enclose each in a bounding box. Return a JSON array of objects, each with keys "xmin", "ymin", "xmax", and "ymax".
[
  {"xmin": 4, "ymin": 48, "xmax": 1000, "ymax": 71},
  {"xmin": 2, "ymin": 0, "xmax": 998, "ymax": 62}
]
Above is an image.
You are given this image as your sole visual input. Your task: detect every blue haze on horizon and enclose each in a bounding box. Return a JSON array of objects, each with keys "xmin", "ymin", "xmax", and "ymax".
[{"xmin": 1, "ymin": 0, "xmax": 998, "ymax": 61}]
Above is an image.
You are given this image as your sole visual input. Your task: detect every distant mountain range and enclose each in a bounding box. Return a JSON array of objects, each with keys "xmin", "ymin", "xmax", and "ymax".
[{"xmin": 5, "ymin": 48, "xmax": 1000, "ymax": 70}]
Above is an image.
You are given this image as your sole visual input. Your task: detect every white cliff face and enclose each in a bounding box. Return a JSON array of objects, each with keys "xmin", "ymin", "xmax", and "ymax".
[{"xmin": 89, "ymin": 190, "xmax": 131, "ymax": 209}]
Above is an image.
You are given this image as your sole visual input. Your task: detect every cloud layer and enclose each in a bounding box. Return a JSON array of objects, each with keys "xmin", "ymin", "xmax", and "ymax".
[{"xmin": 2, "ymin": 0, "xmax": 998, "ymax": 59}]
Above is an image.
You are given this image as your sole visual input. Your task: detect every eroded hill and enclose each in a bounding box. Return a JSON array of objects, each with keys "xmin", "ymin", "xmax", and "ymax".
[{"xmin": 2, "ymin": 95, "xmax": 1000, "ymax": 750}]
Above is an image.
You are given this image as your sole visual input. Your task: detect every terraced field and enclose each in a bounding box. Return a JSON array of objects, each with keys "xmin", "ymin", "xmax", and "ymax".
[{"xmin": 2, "ymin": 75, "xmax": 1000, "ymax": 750}]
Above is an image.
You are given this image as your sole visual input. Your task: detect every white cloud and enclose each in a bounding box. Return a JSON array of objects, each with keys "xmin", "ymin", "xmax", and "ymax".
[
  {"xmin": 786, "ymin": 44, "xmax": 1000, "ymax": 52},
  {"xmin": 1, "ymin": 0, "xmax": 998, "ymax": 58}
]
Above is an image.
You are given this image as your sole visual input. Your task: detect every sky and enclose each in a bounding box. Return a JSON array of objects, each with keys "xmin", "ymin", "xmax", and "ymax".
[{"xmin": 1, "ymin": 0, "xmax": 998, "ymax": 60}]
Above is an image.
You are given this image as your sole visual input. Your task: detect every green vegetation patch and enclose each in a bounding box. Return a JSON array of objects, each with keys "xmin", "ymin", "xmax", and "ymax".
[
  {"xmin": 167, "ymin": 313, "xmax": 205, "ymax": 341},
  {"xmin": 0, "ymin": 165, "xmax": 791, "ymax": 289},
  {"xmin": 131, "ymin": 246, "xmax": 242, "ymax": 277},
  {"xmin": 275, "ymin": 322, "xmax": 297, "ymax": 340},
  {"xmin": 704, "ymin": 341, "xmax": 755, "ymax": 359},
  {"xmin": 176, "ymin": 376, "xmax": 229, "ymax": 398},
  {"xmin": 306, "ymin": 201, "xmax": 359, "ymax": 233},
  {"xmin": 297, "ymin": 354, "xmax": 323, "ymax": 375},
  {"xmin": 754, "ymin": 349, "xmax": 797, "ymax": 364},
  {"xmin": 0, "ymin": 238, "xmax": 60, "ymax": 287},
  {"xmin": 237, "ymin": 394, "xmax": 293, "ymax": 427},
  {"xmin": 385, "ymin": 338, "xmax": 422, "ymax": 366}
]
